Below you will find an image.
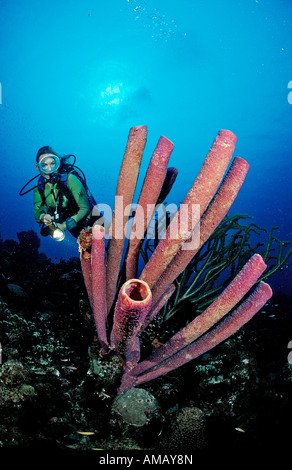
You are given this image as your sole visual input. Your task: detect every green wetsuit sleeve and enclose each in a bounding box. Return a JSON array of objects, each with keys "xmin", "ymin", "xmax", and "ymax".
[
  {"xmin": 33, "ymin": 185, "xmax": 46, "ymax": 223},
  {"xmin": 67, "ymin": 174, "xmax": 91, "ymax": 223}
]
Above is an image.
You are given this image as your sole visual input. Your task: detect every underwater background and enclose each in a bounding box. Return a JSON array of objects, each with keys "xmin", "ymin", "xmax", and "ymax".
[
  {"xmin": 0, "ymin": 0, "xmax": 291, "ymax": 459},
  {"xmin": 1, "ymin": 0, "xmax": 291, "ymax": 294}
]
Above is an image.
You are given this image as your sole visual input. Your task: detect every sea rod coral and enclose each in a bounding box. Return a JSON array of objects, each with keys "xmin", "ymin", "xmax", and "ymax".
[{"xmin": 77, "ymin": 126, "xmax": 273, "ymax": 395}]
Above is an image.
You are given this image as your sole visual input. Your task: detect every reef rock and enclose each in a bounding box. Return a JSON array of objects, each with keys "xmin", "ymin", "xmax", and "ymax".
[{"xmin": 112, "ymin": 388, "xmax": 159, "ymax": 426}]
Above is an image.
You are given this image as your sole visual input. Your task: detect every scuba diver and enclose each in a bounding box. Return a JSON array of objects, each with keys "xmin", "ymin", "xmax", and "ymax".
[{"xmin": 20, "ymin": 145, "xmax": 101, "ymax": 241}]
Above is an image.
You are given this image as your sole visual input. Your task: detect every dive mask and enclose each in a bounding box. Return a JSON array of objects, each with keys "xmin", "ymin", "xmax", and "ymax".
[{"xmin": 38, "ymin": 155, "xmax": 60, "ymax": 175}]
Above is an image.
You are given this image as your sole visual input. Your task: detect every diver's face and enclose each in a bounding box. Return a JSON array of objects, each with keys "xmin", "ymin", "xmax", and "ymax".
[{"xmin": 36, "ymin": 154, "xmax": 60, "ymax": 179}]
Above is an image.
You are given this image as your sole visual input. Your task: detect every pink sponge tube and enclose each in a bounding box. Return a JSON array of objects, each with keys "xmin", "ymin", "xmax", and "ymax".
[
  {"xmin": 135, "ymin": 281, "xmax": 272, "ymax": 386},
  {"xmin": 91, "ymin": 224, "xmax": 109, "ymax": 354},
  {"xmin": 140, "ymin": 129, "xmax": 237, "ymax": 290},
  {"xmin": 151, "ymin": 156, "xmax": 250, "ymax": 306},
  {"xmin": 78, "ymin": 228, "xmax": 93, "ymax": 308},
  {"xmin": 125, "ymin": 135, "xmax": 174, "ymax": 280},
  {"xmin": 106, "ymin": 125, "xmax": 148, "ymax": 313},
  {"xmin": 134, "ymin": 253, "xmax": 267, "ymax": 377},
  {"xmin": 112, "ymin": 278, "xmax": 152, "ymax": 363}
]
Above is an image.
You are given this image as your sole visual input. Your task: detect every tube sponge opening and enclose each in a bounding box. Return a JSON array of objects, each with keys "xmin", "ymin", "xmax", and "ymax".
[{"xmin": 124, "ymin": 281, "xmax": 151, "ymax": 302}]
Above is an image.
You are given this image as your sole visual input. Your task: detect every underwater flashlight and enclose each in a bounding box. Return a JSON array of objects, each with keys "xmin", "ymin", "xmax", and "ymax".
[{"xmin": 47, "ymin": 221, "xmax": 65, "ymax": 242}]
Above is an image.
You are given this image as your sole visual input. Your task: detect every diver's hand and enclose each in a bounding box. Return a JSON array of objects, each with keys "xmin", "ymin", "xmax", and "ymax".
[
  {"xmin": 56, "ymin": 222, "xmax": 67, "ymax": 232},
  {"xmin": 41, "ymin": 214, "xmax": 53, "ymax": 225}
]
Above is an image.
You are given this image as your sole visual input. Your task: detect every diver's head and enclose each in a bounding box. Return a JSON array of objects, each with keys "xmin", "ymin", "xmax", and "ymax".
[{"xmin": 35, "ymin": 146, "xmax": 61, "ymax": 180}]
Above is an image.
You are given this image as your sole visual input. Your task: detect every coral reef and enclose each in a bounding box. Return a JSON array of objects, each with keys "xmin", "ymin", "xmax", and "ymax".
[
  {"xmin": 0, "ymin": 229, "xmax": 291, "ymax": 452},
  {"xmin": 157, "ymin": 407, "xmax": 207, "ymax": 451},
  {"xmin": 0, "ymin": 361, "xmax": 36, "ymax": 409}
]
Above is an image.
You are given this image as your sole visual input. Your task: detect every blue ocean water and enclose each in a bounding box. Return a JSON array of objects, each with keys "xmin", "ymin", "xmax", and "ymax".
[{"xmin": 0, "ymin": 0, "xmax": 291, "ymax": 295}]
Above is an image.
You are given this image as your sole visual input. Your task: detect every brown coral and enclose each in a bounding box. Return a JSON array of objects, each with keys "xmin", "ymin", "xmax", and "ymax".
[{"xmin": 158, "ymin": 406, "xmax": 207, "ymax": 451}]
